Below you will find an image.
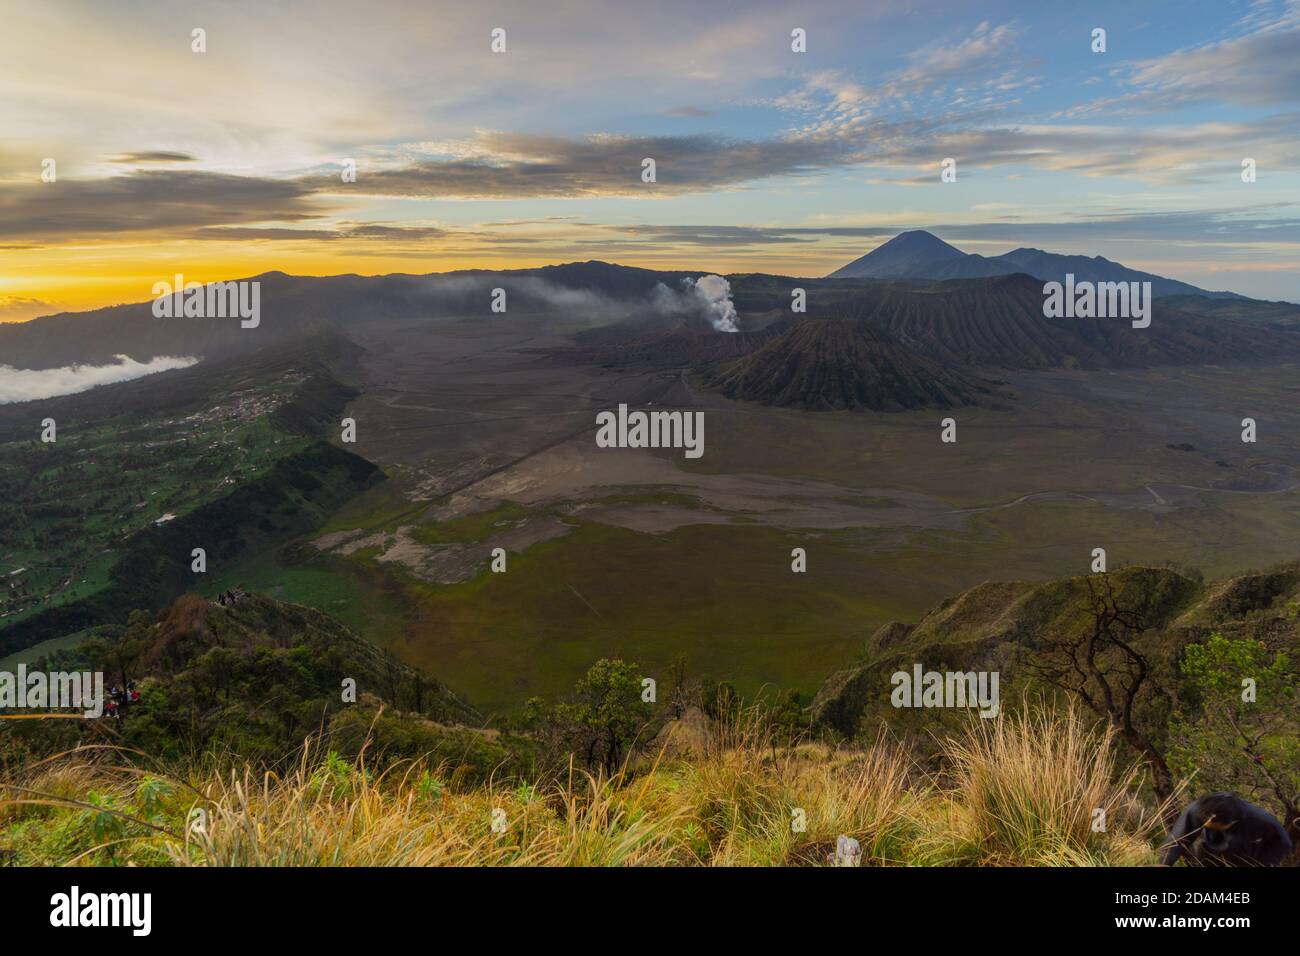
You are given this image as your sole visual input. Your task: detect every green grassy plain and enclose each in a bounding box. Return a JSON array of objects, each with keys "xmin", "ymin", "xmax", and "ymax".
[{"xmin": 224, "ymin": 478, "xmax": 1299, "ymax": 717}]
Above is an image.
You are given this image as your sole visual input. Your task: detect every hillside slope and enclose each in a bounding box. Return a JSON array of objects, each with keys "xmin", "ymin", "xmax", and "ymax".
[
  {"xmin": 0, "ymin": 440, "xmax": 383, "ymax": 656},
  {"xmin": 559, "ymin": 319, "xmax": 795, "ymax": 369},
  {"xmin": 702, "ymin": 318, "xmax": 993, "ymax": 410},
  {"xmin": 843, "ymin": 274, "xmax": 1295, "ymax": 369},
  {"xmin": 0, "ymin": 323, "xmax": 384, "ymax": 656},
  {"xmin": 811, "ymin": 563, "xmax": 1300, "ymax": 738},
  {"xmin": 138, "ymin": 592, "xmax": 480, "ymax": 725}
]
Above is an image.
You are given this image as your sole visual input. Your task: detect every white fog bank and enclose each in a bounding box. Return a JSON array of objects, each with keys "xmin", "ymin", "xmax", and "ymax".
[{"xmin": 0, "ymin": 354, "xmax": 199, "ymax": 404}]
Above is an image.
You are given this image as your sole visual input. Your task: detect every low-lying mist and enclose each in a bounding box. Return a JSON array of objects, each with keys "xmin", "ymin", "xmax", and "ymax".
[{"xmin": 0, "ymin": 354, "xmax": 199, "ymax": 404}]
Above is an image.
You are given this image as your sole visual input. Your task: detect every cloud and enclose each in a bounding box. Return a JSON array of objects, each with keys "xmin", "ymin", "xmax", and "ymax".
[
  {"xmin": 1130, "ymin": 21, "xmax": 1300, "ymax": 107},
  {"xmin": 0, "ymin": 3, "xmax": 1294, "ymax": 264},
  {"xmin": 902, "ymin": 21, "xmax": 1024, "ymax": 84},
  {"xmin": 614, "ymin": 225, "xmax": 816, "ymax": 246},
  {"xmin": 774, "ymin": 21, "xmax": 1032, "ymax": 122},
  {"xmin": 0, "ymin": 170, "xmax": 323, "ymax": 240},
  {"xmin": 597, "ymin": 206, "xmax": 1300, "ymax": 249},
  {"xmin": 315, "ymin": 129, "xmax": 853, "ymax": 200},
  {"xmin": 918, "ymin": 208, "xmax": 1300, "ymax": 247},
  {"xmin": 394, "ymin": 270, "xmax": 745, "ymax": 329},
  {"xmin": 189, "ymin": 221, "xmax": 451, "ymax": 242},
  {"xmin": 851, "ymin": 114, "xmax": 1300, "ymax": 185},
  {"xmin": 0, "ymin": 354, "xmax": 199, "ymax": 404},
  {"xmin": 109, "ymin": 151, "xmax": 197, "ymax": 164},
  {"xmin": 397, "ymin": 274, "xmax": 640, "ymax": 316},
  {"xmin": 0, "ymin": 127, "xmax": 862, "ymax": 241},
  {"xmin": 1063, "ymin": 4, "xmax": 1300, "ymax": 116}
]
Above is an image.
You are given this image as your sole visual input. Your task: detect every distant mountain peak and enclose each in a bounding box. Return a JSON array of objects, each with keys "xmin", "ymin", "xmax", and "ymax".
[
  {"xmin": 828, "ymin": 231, "xmax": 965, "ymax": 280},
  {"xmin": 872, "ymin": 230, "xmax": 964, "ymax": 256},
  {"xmin": 891, "ymin": 229, "xmax": 956, "ymax": 244},
  {"xmin": 829, "ymin": 231, "xmax": 1243, "ymax": 299}
]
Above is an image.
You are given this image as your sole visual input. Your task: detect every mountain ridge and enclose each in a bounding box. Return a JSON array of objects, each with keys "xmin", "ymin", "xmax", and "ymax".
[
  {"xmin": 828, "ymin": 230, "xmax": 1245, "ymax": 299},
  {"xmin": 1, "ymin": 253, "xmax": 1286, "ymax": 375}
]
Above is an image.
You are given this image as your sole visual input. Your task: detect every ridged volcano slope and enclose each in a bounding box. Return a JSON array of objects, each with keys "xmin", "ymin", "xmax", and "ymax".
[
  {"xmin": 843, "ymin": 274, "xmax": 1296, "ymax": 369},
  {"xmin": 702, "ymin": 318, "xmax": 991, "ymax": 411}
]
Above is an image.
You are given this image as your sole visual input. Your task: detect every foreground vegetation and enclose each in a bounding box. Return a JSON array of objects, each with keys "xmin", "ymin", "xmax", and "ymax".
[
  {"xmin": 2, "ymin": 558, "xmax": 1295, "ymax": 866},
  {"xmin": 2, "ymin": 707, "xmax": 1162, "ymax": 867}
]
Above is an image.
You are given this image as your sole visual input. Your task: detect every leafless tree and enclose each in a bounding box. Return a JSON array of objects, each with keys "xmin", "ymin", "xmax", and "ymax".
[{"xmin": 1029, "ymin": 574, "xmax": 1177, "ymax": 823}]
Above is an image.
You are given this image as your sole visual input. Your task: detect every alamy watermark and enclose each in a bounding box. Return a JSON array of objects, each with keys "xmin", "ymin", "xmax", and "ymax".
[
  {"xmin": 50, "ymin": 886, "xmax": 150, "ymax": 936},
  {"xmin": 1042, "ymin": 274, "xmax": 1151, "ymax": 329},
  {"xmin": 0, "ymin": 666, "xmax": 104, "ymax": 719},
  {"xmin": 891, "ymin": 663, "xmax": 999, "ymax": 718},
  {"xmin": 151, "ymin": 273, "xmax": 260, "ymax": 328},
  {"xmin": 595, "ymin": 403, "xmax": 704, "ymax": 459}
]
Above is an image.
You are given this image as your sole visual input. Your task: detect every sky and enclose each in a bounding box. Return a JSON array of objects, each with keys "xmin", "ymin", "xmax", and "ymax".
[{"xmin": 2, "ymin": 0, "xmax": 1299, "ymax": 322}]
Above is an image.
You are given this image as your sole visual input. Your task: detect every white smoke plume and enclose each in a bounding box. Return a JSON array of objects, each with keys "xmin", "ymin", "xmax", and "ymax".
[
  {"xmin": 652, "ymin": 274, "xmax": 740, "ymax": 332},
  {"xmin": 687, "ymin": 274, "xmax": 740, "ymax": 332},
  {"xmin": 0, "ymin": 354, "xmax": 199, "ymax": 404}
]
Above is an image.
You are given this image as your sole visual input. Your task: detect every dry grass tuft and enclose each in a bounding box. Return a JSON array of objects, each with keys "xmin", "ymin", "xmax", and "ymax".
[{"xmin": 1, "ymin": 708, "xmax": 1164, "ymax": 867}]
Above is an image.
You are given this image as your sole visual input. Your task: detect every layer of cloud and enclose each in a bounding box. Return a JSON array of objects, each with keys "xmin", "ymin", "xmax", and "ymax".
[
  {"xmin": 8, "ymin": 101, "xmax": 1287, "ymax": 246},
  {"xmin": 318, "ymin": 130, "xmax": 851, "ymax": 200},
  {"xmin": 2, "ymin": 0, "xmax": 1296, "ymax": 308},
  {"xmin": 775, "ymin": 21, "xmax": 1032, "ymax": 123},
  {"xmin": 0, "ymin": 354, "xmax": 199, "ymax": 404},
  {"xmin": 109, "ymin": 151, "xmax": 197, "ymax": 164},
  {"xmin": 1064, "ymin": 3, "xmax": 1300, "ymax": 117},
  {"xmin": 596, "ymin": 206, "xmax": 1300, "ymax": 251},
  {"xmin": 0, "ymin": 170, "xmax": 321, "ymax": 239}
]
